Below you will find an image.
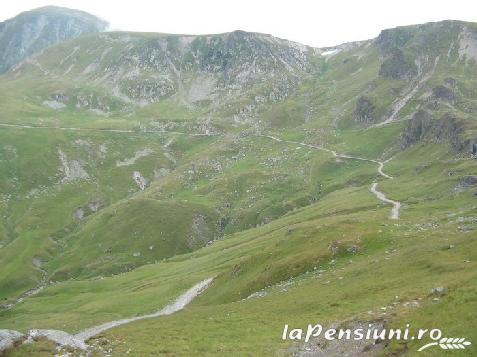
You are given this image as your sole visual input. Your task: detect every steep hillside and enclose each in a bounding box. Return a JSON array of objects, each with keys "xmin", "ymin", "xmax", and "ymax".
[
  {"xmin": 0, "ymin": 19, "xmax": 476, "ymax": 357},
  {"xmin": 0, "ymin": 6, "xmax": 107, "ymax": 73},
  {"xmin": 2, "ymin": 29, "xmax": 321, "ymax": 131}
]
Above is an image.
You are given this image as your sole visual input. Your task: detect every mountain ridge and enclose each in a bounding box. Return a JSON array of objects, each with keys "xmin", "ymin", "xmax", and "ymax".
[{"xmin": 0, "ymin": 14, "xmax": 476, "ymax": 356}]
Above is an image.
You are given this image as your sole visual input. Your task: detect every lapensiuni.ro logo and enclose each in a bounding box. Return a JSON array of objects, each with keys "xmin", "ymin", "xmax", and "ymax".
[{"xmin": 282, "ymin": 324, "xmax": 472, "ymax": 352}]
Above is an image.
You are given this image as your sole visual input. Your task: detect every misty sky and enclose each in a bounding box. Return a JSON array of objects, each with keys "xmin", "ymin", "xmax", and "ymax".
[{"xmin": 1, "ymin": 0, "xmax": 477, "ymax": 47}]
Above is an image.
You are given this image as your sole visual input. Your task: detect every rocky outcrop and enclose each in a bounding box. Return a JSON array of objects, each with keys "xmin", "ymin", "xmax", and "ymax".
[
  {"xmin": 0, "ymin": 330, "xmax": 24, "ymax": 354},
  {"xmin": 0, "ymin": 279, "xmax": 214, "ymax": 354},
  {"xmin": 27, "ymin": 329, "xmax": 87, "ymax": 350},
  {"xmin": 400, "ymin": 110, "xmax": 465, "ymax": 151},
  {"xmin": 73, "ymin": 199, "xmax": 104, "ymax": 221},
  {"xmin": 375, "ymin": 22, "xmax": 467, "ymax": 81},
  {"xmin": 187, "ymin": 214, "xmax": 212, "ymax": 249},
  {"xmin": 400, "ymin": 110, "xmax": 432, "ymax": 148},
  {"xmin": 132, "ymin": 171, "xmax": 147, "ymax": 190},
  {"xmin": 44, "ymin": 90, "xmax": 126, "ymax": 113},
  {"xmin": 0, "ymin": 6, "xmax": 107, "ymax": 73},
  {"xmin": 375, "ymin": 26, "xmax": 417, "ymax": 80},
  {"xmin": 58, "ymin": 149, "xmax": 90, "ymax": 183},
  {"xmin": 375, "ymin": 27, "xmax": 414, "ymax": 55},
  {"xmin": 432, "ymin": 84, "xmax": 455, "ymax": 103},
  {"xmin": 379, "ymin": 48, "xmax": 417, "ymax": 80},
  {"xmin": 425, "ymin": 83, "xmax": 456, "ymax": 111},
  {"xmin": 116, "ymin": 148, "xmax": 153, "ymax": 167},
  {"xmin": 119, "ymin": 77, "xmax": 176, "ymax": 104},
  {"xmin": 456, "ymin": 176, "xmax": 477, "ymax": 188},
  {"xmin": 353, "ymin": 96, "xmax": 376, "ymax": 123},
  {"xmin": 459, "ymin": 27, "xmax": 477, "ymax": 62},
  {"xmin": 14, "ymin": 29, "xmax": 317, "ymax": 108}
]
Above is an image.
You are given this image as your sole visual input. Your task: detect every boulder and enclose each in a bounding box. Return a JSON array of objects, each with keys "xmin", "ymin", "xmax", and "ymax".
[
  {"xmin": 0, "ymin": 330, "xmax": 24, "ymax": 354},
  {"xmin": 431, "ymin": 286, "xmax": 445, "ymax": 295}
]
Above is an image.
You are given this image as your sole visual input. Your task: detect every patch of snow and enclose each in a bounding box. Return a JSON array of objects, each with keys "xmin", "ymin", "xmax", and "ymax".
[{"xmin": 321, "ymin": 49, "xmax": 340, "ymax": 56}]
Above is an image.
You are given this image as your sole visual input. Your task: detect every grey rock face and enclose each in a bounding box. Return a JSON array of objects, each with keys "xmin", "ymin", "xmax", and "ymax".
[
  {"xmin": 432, "ymin": 85, "xmax": 455, "ymax": 102},
  {"xmin": 458, "ymin": 176, "xmax": 477, "ymax": 188},
  {"xmin": 354, "ymin": 96, "xmax": 376, "ymax": 123},
  {"xmin": 375, "ymin": 26, "xmax": 417, "ymax": 81},
  {"xmin": 94, "ymin": 30, "xmax": 317, "ymax": 106},
  {"xmin": 0, "ymin": 6, "xmax": 107, "ymax": 73},
  {"xmin": 400, "ymin": 110, "xmax": 464, "ymax": 150},
  {"xmin": 58, "ymin": 149, "xmax": 90, "ymax": 183},
  {"xmin": 375, "ymin": 21, "xmax": 466, "ymax": 82},
  {"xmin": 400, "ymin": 110, "xmax": 433, "ymax": 148},
  {"xmin": 379, "ymin": 48, "xmax": 417, "ymax": 80},
  {"xmin": 27, "ymin": 329, "xmax": 87, "ymax": 350},
  {"xmin": 7, "ymin": 28, "xmax": 318, "ymax": 110},
  {"xmin": 375, "ymin": 27, "xmax": 414, "ymax": 54},
  {"xmin": 0, "ymin": 330, "xmax": 24, "ymax": 354}
]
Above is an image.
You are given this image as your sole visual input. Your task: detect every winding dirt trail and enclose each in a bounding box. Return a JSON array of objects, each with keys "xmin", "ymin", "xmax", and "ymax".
[
  {"xmin": 0, "ymin": 278, "xmax": 213, "ymax": 353},
  {"xmin": 258, "ymin": 134, "xmax": 401, "ymax": 219},
  {"xmin": 0, "ymin": 125, "xmax": 400, "ymax": 321},
  {"xmin": 75, "ymin": 277, "xmax": 213, "ymax": 342},
  {"xmin": 0, "ymin": 124, "xmax": 403, "ymax": 354},
  {"xmin": 370, "ymin": 183, "xmax": 401, "ymax": 219},
  {"xmin": 0, "ymin": 124, "xmax": 400, "ymax": 218}
]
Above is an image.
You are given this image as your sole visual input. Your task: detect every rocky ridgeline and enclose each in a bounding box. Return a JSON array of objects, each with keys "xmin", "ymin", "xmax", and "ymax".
[
  {"xmin": 13, "ymin": 29, "xmax": 319, "ymax": 113},
  {"xmin": 99, "ymin": 31, "xmax": 316, "ymax": 102},
  {"xmin": 349, "ymin": 21, "xmax": 477, "ymax": 155}
]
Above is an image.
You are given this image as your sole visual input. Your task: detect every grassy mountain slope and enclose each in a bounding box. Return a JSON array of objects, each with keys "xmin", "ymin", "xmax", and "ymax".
[
  {"xmin": 0, "ymin": 20, "xmax": 476, "ymax": 356},
  {"xmin": 2, "ymin": 143, "xmax": 476, "ymax": 355}
]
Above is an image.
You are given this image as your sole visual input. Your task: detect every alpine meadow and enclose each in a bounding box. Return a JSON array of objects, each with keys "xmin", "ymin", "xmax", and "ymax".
[{"xmin": 0, "ymin": 5, "xmax": 476, "ymax": 357}]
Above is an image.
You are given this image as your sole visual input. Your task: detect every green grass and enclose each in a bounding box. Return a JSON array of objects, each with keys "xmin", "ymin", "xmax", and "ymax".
[{"xmin": 1, "ymin": 21, "xmax": 477, "ymax": 356}]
